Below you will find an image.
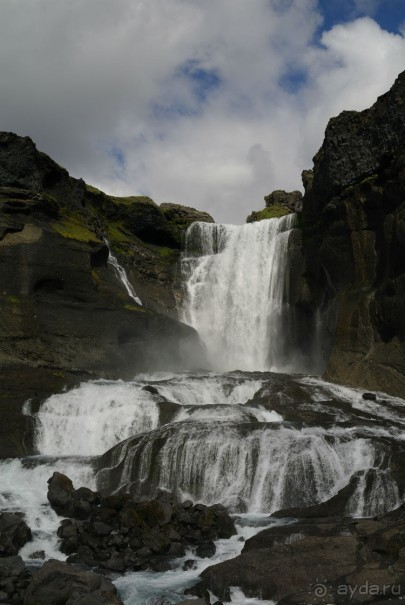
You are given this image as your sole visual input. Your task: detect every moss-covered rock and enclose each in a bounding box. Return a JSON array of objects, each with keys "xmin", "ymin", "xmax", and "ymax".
[
  {"xmin": 264, "ymin": 190, "xmax": 303, "ymax": 213},
  {"xmin": 246, "ymin": 205, "xmax": 290, "ymax": 223},
  {"xmin": 160, "ymin": 202, "xmax": 214, "ymax": 245}
]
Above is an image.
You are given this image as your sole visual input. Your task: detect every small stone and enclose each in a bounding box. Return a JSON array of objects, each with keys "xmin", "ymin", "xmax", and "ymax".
[
  {"xmin": 362, "ymin": 392, "xmax": 377, "ymax": 401},
  {"xmin": 196, "ymin": 541, "xmax": 216, "ymax": 558},
  {"xmin": 182, "ymin": 559, "xmax": 197, "ymax": 571}
]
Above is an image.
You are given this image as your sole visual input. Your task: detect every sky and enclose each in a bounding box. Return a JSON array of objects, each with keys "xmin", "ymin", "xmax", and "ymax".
[{"xmin": 0, "ymin": 1, "xmax": 404, "ymax": 224}]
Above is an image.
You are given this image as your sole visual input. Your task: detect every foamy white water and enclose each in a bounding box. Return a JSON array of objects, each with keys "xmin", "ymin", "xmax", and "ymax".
[
  {"xmin": 181, "ymin": 217, "xmax": 297, "ymax": 371},
  {"xmin": 145, "ymin": 373, "xmax": 264, "ymax": 407},
  {"xmin": 2, "ymin": 371, "xmax": 405, "ymax": 605},
  {"xmin": 0, "ymin": 457, "xmax": 95, "ymax": 562},
  {"xmin": 300, "ymin": 376, "xmax": 405, "ymax": 427},
  {"xmin": 30, "ymin": 374, "xmax": 265, "ymax": 457},
  {"xmin": 1, "ymin": 211, "xmax": 404, "ymax": 605},
  {"xmin": 31, "ymin": 381, "xmax": 160, "ymax": 456}
]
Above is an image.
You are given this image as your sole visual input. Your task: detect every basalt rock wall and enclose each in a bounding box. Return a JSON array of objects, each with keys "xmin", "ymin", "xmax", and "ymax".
[
  {"xmin": 0, "ymin": 132, "xmax": 211, "ymax": 457},
  {"xmin": 300, "ymin": 70, "xmax": 405, "ymax": 396}
]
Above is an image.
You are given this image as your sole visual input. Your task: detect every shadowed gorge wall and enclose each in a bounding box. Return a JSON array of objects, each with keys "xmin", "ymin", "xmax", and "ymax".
[{"xmin": 300, "ymin": 70, "xmax": 405, "ymax": 396}]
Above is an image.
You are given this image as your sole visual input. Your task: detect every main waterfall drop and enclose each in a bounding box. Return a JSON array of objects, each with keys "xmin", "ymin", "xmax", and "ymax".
[{"xmin": 181, "ymin": 215, "xmax": 298, "ymax": 371}]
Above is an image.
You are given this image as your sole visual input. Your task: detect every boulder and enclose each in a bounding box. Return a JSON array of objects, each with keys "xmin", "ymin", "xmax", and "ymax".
[
  {"xmin": 47, "ymin": 472, "xmax": 100, "ymax": 519},
  {"xmin": 0, "ymin": 512, "xmax": 32, "ymax": 556},
  {"xmin": 23, "ymin": 559, "xmax": 123, "ymax": 605},
  {"xmin": 0, "ymin": 555, "xmax": 31, "ymax": 604}
]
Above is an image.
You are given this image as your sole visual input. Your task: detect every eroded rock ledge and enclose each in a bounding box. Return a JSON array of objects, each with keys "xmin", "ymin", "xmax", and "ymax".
[{"xmin": 194, "ymin": 502, "xmax": 405, "ymax": 604}]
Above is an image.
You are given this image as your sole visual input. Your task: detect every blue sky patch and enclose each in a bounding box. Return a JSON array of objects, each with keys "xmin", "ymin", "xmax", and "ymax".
[
  {"xmin": 151, "ymin": 61, "xmax": 222, "ymax": 120},
  {"xmin": 279, "ymin": 68, "xmax": 308, "ymax": 93},
  {"xmin": 318, "ymin": 0, "xmax": 404, "ymax": 34},
  {"xmin": 109, "ymin": 145, "xmax": 126, "ymax": 174},
  {"xmin": 179, "ymin": 60, "xmax": 222, "ymax": 104}
]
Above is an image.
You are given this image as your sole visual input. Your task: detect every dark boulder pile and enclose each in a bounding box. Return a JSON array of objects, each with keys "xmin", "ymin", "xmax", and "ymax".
[
  {"xmin": 48, "ymin": 472, "xmax": 236, "ymax": 572},
  {"xmin": 0, "ymin": 509, "xmax": 124, "ymax": 605}
]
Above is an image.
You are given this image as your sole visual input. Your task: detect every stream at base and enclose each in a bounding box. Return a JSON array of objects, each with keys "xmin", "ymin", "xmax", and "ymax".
[{"xmin": 1, "ymin": 371, "xmax": 405, "ymax": 603}]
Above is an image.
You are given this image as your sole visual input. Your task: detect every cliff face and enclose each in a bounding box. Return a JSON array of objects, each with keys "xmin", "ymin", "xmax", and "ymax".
[
  {"xmin": 0, "ymin": 132, "xmax": 211, "ymax": 457},
  {"xmin": 300, "ymin": 71, "xmax": 405, "ymax": 396}
]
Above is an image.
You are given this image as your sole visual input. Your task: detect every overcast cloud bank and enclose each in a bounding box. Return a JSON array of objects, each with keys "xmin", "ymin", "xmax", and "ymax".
[{"xmin": 1, "ymin": 0, "xmax": 404, "ymax": 222}]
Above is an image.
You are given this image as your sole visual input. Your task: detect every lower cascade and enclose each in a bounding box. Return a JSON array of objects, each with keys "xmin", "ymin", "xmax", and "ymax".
[{"xmin": 1, "ymin": 218, "xmax": 405, "ymax": 604}]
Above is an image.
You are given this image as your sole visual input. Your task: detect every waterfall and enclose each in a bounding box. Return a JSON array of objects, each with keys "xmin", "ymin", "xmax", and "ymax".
[
  {"xmin": 105, "ymin": 240, "xmax": 142, "ymax": 305},
  {"xmin": 181, "ymin": 215, "xmax": 297, "ymax": 371},
  {"xmin": 28, "ymin": 373, "xmax": 264, "ymax": 457},
  {"xmin": 96, "ymin": 421, "xmax": 399, "ymax": 516}
]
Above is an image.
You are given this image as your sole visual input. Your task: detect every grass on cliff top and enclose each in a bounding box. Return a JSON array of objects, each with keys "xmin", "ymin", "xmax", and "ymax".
[
  {"xmin": 85, "ymin": 184, "xmax": 102, "ymax": 195},
  {"xmin": 251, "ymin": 205, "xmax": 290, "ymax": 221},
  {"xmin": 53, "ymin": 212, "xmax": 100, "ymax": 243},
  {"xmin": 110, "ymin": 195, "xmax": 156, "ymax": 207}
]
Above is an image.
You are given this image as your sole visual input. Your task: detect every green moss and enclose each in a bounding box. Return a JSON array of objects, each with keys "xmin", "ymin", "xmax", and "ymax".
[
  {"xmin": 6, "ymin": 295, "xmax": 19, "ymax": 304},
  {"xmin": 51, "ymin": 370, "xmax": 65, "ymax": 378},
  {"xmin": 107, "ymin": 223, "xmax": 132, "ymax": 244},
  {"xmin": 144, "ymin": 244, "xmax": 179, "ymax": 265},
  {"xmin": 251, "ymin": 206, "xmax": 290, "ymax": 222},
  {"xmin": 91, "ymin": 269, "xmax": 103, "ymax": 285},
  {"xmin": 124, "ymin": 303, "xmax": 146, "ymax": 313},
  {"xmin": 53, "ymin": 212, "xmax": 100, "ymax": 243}
]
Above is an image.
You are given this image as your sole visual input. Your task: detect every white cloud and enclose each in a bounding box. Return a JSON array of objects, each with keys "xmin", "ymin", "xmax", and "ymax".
[{"xmin": 0, "ymin": 1, "xmax": 404, "ymax": 223}]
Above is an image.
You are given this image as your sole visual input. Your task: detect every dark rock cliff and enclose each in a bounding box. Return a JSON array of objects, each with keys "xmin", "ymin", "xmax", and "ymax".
[
  {"xmin": 300, "ymin": 70, "xmax": 405, "ymax": 396},
  {"xmin": 0, "ymin": 132, "xmax": 212, "ymax": 457}
]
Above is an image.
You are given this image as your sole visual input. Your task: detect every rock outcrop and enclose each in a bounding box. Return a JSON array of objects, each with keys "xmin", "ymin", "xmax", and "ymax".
[
  {"xmin": 24, "ymin": 559, "xmax": 123, "ymax": 605},
  {"xmin": 0, "ymin": 513, "xmax": 32, "ymax": 557},
  {"xmin": 246, "ymin": 189, "xmax": 302, "ymax": 222},
  {"xmin": 0, "ymin": 556, "xmax": 31, "ymax": 605},
  {"xmin": 196, "ymin": 503, "xmax": 405, "ymax": 604},
  {"xmin": 299, "ymin": 70, "xmax": 405, "ymax": 396},
  {"xmin": 0, "ymin": 132, "xmax": 211, "ymax": 457}
]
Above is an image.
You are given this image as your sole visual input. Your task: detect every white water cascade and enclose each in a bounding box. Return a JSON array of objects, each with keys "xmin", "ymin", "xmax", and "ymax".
[
  {"xmin": 1, "ymin": 217, "xmax": 405, "ymax": 605},
  {"xmin": 181, "ymin": 216, "xmax": 297, "ymax": 371}
]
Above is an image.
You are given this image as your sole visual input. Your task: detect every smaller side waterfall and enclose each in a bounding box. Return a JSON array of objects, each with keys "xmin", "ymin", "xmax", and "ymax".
[{"xmin": 105, "ymin": 240, "xmax": 142, "ymax": 305}]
